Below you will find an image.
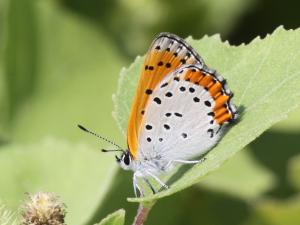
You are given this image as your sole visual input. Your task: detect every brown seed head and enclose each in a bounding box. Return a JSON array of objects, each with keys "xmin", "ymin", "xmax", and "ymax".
[{"xmin": 22, "ymin": 192, "xmax": 66, "ymax": 225}]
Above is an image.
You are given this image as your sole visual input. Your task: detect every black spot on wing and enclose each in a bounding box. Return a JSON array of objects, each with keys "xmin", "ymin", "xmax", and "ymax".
[
  {"xmin": 189, "ymin": 87, "xmax": 195, "ymax": 93},
  {"xmin": 174, "ymin": 77, "xmax": 180, "ymax": 81},
  {"xmin": 207, "ymin": 112, "xmax": 215, "ymax": 117},
  {"xmin": 193, "ymin": 97, "xmax": 200, "ymax": 102},
  {"xmin": 165, "ymin": 112, "xmax": 172, "ymax": 117},
  {"xmin": 166, "ymin": 63, "xmax": 171, "ymax": 68},
  {"xmin": 164, "ymin": 124, "xmax": 170, "ymax": 130},
  {"xmin": 145, "ymin": 89, "xmax": 152, "ymax": 95},
  {"xmin": 145, "ymin": 124, "xmax": 152, "ymax": 130},
  {"xmin": 205, "ymin": 101, "xmax": 212, "ymax": 107},
  {"xmin": 180, "ymin": 59, "xmax": 186, "ymax": 64},
  {"xmin": 174, "ymin": 112, "xmax": 182, "ymax": 117},
  {"xmin": 158, "ymin": 61, "xmax": 163, "ymax": 66},
  {"xmin": 207, "ymin": 129, "xmax": 214, "ymax": 138},
  {"xmin": 154, "ymin": 97, "xmax": 161, "ymax": 104},
  {"xmin": 165, "ymin": 92, "xmax": 173, "ymax": 97},
  {"xmin": 161, "ymin": 82, "xmax": 168, "ymax": 88},
  {"xmin": 180, "ymin": 86, "xmax": 186, "ymax": 92}
]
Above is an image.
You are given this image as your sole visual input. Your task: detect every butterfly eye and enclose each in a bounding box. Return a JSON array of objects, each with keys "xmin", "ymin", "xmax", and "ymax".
[{"xmin": 123, "ymin": 153, "xmax": 131, "ymax": 166}]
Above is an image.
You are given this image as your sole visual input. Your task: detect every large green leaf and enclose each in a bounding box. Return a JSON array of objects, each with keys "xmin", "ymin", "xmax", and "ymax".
[
  {"xmin": 0, "ymin": 0, "xmax": 8, "ymax": 139},
  {"xmin": 288, "ymin": 154, "xmax": 300, "ymax": 191},
  {"xmin": 113, "ymin": 26, "xmax": 300, "ymax": 203},
  {"xmin": 0, "ymin": 63, "xmax": 7, "ymax": 141},
  {"xmin": 96, "ymin": 209, "xmax": 125, "ymax": 225},
  {"xmin": 147, "ymin": 186, "xmax": 251, "ymax": 225},
  {"xmin": 244, "ymin": 196, "xmax": 300, "ymax": 225},
  {"xmin": 0, "ymin": 138, "xmax": 118, "ymax": 225},
  {"xmin": 199, "ymin": 148, "xmax": 275, "ymax": 200},
  {"xmin": 9, "ymin": 0, "xmax": 125, "ymax": 144},
  {"xmin": 4, "ymin": 0, "xmax": 39, "ymax": 117},
  {"xmin": 272, "ymin": 106, "xmax": 300, "ymax": 132},
  {"xmin": 0, "ymin": 1, "xmax": 128, "ymax": 224},
  {"xmin": 64, "ymin": 0, "xmax": 257, "ymax": 56}
]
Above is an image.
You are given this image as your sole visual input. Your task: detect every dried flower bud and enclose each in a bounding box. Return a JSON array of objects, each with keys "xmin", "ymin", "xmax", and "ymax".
[{"xmin": 22, "ymin": 192, "xmax": 66, "ymax": 225}]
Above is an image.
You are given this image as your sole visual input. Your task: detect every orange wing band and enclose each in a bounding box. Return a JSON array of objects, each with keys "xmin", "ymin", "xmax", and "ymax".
[{"xmin": 183, "ymin": 68, "xmax": 236, "ymax": 125}]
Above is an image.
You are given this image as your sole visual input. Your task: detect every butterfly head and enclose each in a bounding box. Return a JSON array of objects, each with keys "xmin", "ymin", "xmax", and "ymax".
[
  {"xmin": 77, "ymin": 124, "xmax": 134, "ymax": 170},
  {"xmin": 116, "ymin": 150, "xmax": 133, "ymax": 170}
]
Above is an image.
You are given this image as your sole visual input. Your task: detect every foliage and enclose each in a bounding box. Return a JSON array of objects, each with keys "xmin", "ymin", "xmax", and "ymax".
[
  {"xmin": 0, "ymin": 0, "xmax": 299, "ymax": 224},
  {"xmin": 0, "ymin": 203, "xmax": 17, "ymax": 225},
  {"xmin": 96, "ymin": 209, "xmax": 125, "ymax": 225},
  {"xmin": 114, "ymin": 26, "xmax": 300, "ymax": 203}
]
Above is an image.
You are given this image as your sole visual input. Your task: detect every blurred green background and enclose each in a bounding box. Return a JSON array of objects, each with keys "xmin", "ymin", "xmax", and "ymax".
[{"xmin": 0, "ymin": 0, "xmax": 299, "ymax": 224}]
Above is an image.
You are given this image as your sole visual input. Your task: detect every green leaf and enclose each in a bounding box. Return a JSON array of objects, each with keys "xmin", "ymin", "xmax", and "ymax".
[
  {"xmin": 147, "ymin": 186, "xmax": 250, "ymax": 225},
  {"xmin": 244, "ymin": 196, "xmax": 300, "ymax": 225},
  {"xmin": 0, "ymin": 0, "xmax": 9, "ymax": 139},
  {"xmin": 0, "ymin": 202, "xmax": 18, "ymax": 225},
  {"xmin": 4, "ymin": 0, "xmax": 38, "ymax": 116},
  {"xmin": 113, "ymin": 57, "xmax": 141, "ymax": 137},
  {"xmin": 272, "ymin": 106, "xmax": 300, "ymax": 132},
  {"xmin": 8, "ymin": 0, "xmax": 125, "ymax": 144},
  {"xmin": 288, "ymin": 154, "xmax": 300, "ymax": 191},
  {"xmin": 0, "ymin": 63, "xmax": 8, "ymax": 141},
  {"xmin": 0, "ymin": 1, "xmax": 127, "ymax": 224},
  {"xmin": 113, "ymin": 26, "xmax": 300, "ymax": 203},
  {"xmin": 95, "ymin": 209, "xmax": 125, "ymax": 225},
  {"xmin": 65, "ymin": 0, "xmax": 256, "ymax": 56},
  {"xmin": 0, "ymin": 138, "xmax": 118, "ymax": 225},
  {"xmin": 199, "ymin": 148, "xmax": 276, "ymax": 200}
]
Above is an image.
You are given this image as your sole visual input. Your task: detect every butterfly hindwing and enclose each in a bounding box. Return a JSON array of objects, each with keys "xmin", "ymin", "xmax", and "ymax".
[
  {"xmin": 137, "ymin": 65, "xmax": 237, "ymax": 162},
  {"xmin": 127, "ymin": 33, "xmax": 204, "ymax": 158}
]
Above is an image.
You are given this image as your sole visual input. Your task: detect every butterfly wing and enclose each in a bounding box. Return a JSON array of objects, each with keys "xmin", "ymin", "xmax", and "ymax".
[
  {"xmin": 128, "ymin": 33, "xmax": 205, "ymax": 159},
  {"xmin": 137, "ymin": 64, "xmax": 237, "ymax": 162}
]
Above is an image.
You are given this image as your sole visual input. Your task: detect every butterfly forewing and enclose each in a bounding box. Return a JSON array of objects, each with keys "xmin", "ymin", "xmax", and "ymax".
[
  {"xmin": 137, "ymin": 65, "xmax": 237, "ymax": 162},
  {"xmin": 127, "ymin": 33, "xmax": 205, "ymax": 158}
]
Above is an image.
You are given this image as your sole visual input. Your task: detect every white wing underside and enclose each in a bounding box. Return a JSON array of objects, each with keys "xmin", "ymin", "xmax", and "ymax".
[{"xmin": 137, "ymin": 65, "xmax": 224, "ymax": 164}]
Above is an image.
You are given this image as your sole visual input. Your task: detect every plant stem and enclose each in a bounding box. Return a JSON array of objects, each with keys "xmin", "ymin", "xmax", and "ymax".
[{"xmin": 132, "ymin": 202, "xmax": 155, "ymax": 225}]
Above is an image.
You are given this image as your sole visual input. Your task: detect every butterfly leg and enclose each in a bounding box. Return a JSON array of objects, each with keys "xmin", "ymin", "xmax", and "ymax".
[
  {"xmin": 145, "ymin": 171, "xmax": 169, "ymax": 189},
  {"xmin": 133, "ymin": 172, "xmax": 144, "ymax": 197},
  {"xmin": 142, "ymin": 177, "xmax": 156, "ymax": 194},
  {"xmin": 165, "ymin": 157, "xmax": 206, "ymax": 169}
]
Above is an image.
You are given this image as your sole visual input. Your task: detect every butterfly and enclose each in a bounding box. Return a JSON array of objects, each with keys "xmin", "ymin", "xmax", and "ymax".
[{"xmin": 79, "ymin": 32, "xmax": 238, "ymax": 197}]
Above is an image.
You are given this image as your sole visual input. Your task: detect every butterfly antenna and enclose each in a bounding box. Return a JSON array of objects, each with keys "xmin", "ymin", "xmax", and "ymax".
[
  {"xmin": 101, "ymin": 149, "xmax": 124, "ymax": 153},
  {"xmin": 77, "ymin": 124, "xmax": 123, "ymax": 150}
]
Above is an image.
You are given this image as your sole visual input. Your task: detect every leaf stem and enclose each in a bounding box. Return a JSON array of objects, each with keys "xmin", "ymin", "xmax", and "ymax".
[{"xmin": 132, "ymin": 201, "xmax": 155, "ymax": 225}]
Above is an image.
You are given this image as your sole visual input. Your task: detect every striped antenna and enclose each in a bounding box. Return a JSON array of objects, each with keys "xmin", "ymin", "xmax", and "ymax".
[{"xmin": 77, "ymin": 124, "xmax": 123, "ymax": 151}]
